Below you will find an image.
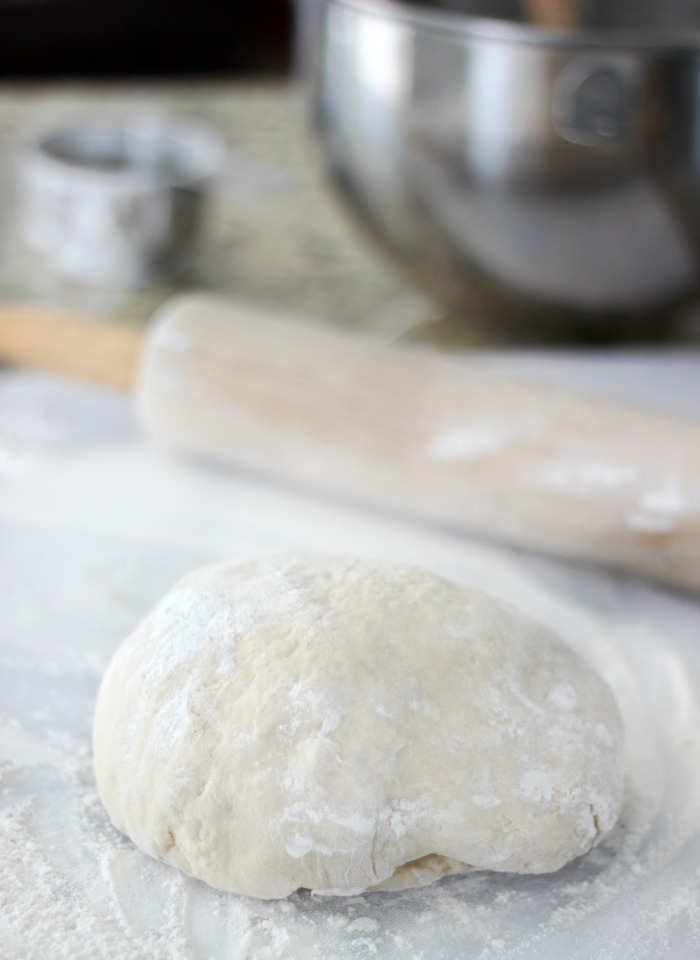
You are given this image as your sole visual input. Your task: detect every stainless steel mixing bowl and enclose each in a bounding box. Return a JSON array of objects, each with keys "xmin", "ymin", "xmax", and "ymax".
[{"xmin": 315, "ymin": 0, "xmax": 700, "ymax": 337}]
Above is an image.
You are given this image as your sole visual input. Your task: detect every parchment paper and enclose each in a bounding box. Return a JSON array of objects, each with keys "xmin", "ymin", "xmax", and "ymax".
[{"xmin": 1, "ymin": 351, "xmax": 699, "ymax": 959}]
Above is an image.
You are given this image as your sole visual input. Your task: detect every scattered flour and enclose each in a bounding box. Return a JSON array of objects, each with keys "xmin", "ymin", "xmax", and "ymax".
[
  {"xmin": 625, "ymin": 480, "xmax": 695, "ymax": 534},
  {"xmin": 549, "ymin": 683, "xmax": 578, "ymax": 711},
  {"xmin": 534, "ymin": 462, "xmax": 641, "ymax": 491},
  {"xmin": 428, "ymin": 426, "xmax": 511, "ymax": 461},
  {"xmin": 519, "ymin": 771, "xmax": 554, "ymax": 802},
  {"xmin": 2, "ymin": 372, "xmax": 700, "ymax": 959},
  {"xmin": 3, "ymin": 540, "xmax": 700, "ymax": 960}
]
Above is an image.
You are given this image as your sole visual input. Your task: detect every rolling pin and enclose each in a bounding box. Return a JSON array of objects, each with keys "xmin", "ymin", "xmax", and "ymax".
[{"xmin": 1, "ymin": 294, "xmax": 699, "ymax": 593}]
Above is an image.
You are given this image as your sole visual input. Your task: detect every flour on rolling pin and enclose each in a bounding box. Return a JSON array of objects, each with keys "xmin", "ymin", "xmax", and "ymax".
[
  {"xmin": 0, "ymin": 294, "xmax": 698, "ymax": 591},
  {"xmin": 135, "ymin": 295, "xmax": 700, "ymax": 593}
]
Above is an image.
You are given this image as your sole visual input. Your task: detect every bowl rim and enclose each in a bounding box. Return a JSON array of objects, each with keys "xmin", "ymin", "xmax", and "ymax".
[{"xmin": 325, "ymin": 0, "xmax": 700, "ymax": 51}]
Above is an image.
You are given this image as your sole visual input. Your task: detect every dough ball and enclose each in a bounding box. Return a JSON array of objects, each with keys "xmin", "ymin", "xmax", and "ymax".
[{"xmin": 93, "ymin": 554, "xmax": 624, "ymax": 899}]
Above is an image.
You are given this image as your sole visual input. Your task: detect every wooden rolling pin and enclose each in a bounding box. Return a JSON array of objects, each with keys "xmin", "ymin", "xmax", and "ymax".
[{"xmin": 1, "ymin": 294, "xmax": 699, "ymax": 593}]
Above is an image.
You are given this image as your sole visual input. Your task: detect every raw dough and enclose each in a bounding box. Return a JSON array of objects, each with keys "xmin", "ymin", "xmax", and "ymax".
[{"xmin": 93, "ymin": 553, "xmax": 624, "ymax": 899}]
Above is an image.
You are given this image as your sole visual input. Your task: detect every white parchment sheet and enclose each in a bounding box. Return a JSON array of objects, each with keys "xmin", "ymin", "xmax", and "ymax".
[{"xmin": 1, "ymin": 351, "xmax": 699, "ymax": 959}]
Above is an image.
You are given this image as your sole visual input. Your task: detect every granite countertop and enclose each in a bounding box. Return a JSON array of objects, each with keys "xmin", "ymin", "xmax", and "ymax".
[
  {"xmin": 1, "ymin": 80, "xmax": 698, "ymax": 351},
  {"xmin": 0, "ymin": 81, "xmax": 433, "ymax": 340}
]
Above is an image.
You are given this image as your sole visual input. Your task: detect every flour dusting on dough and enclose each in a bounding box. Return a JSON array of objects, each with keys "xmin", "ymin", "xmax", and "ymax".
[{"xmin": 93, "ymin": 554, "xmax": 625, "ymax": 901}]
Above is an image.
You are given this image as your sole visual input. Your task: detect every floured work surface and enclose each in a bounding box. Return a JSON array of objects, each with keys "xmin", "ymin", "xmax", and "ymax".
[{"xmin": 1, "ymin": 356, "xmax": 700, "ymax": 960}]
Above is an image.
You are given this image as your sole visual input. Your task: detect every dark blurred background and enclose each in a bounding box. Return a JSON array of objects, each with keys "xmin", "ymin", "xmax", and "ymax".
[{"xmin": 0, "ymin": 0, "xmax": 296, "ymax": 77}]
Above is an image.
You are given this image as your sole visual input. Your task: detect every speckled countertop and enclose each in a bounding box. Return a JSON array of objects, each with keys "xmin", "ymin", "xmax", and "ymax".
[
  {"xmin": 0, "ymin": 81, "xmax": 436, "ymax": 339},
  {"xmin": 1, "ymin": 80, "xmax": 699, "ymax": 351}
]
